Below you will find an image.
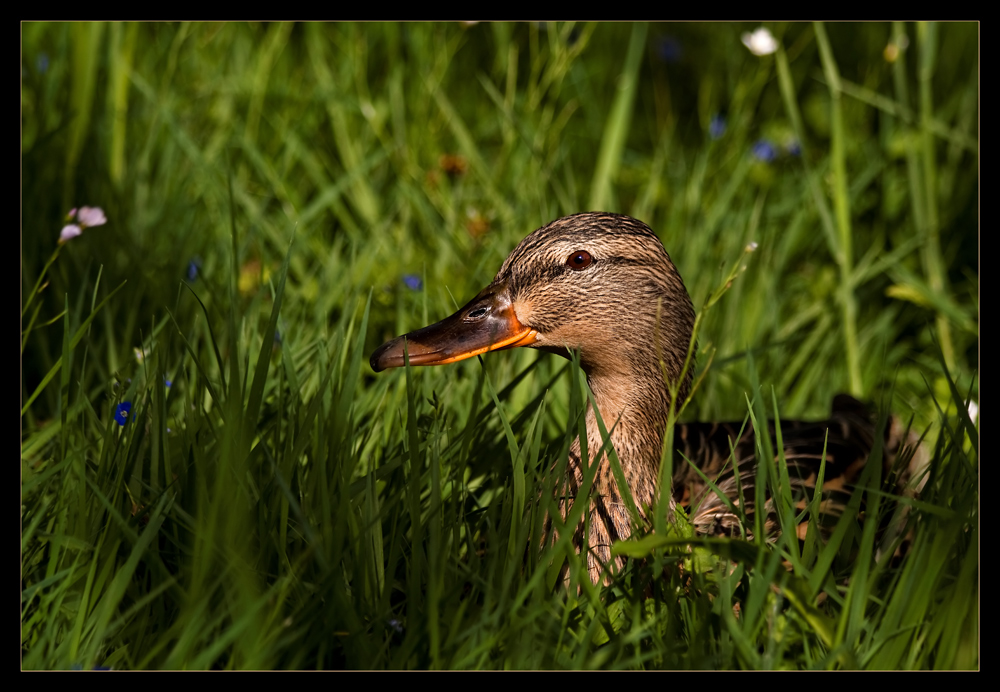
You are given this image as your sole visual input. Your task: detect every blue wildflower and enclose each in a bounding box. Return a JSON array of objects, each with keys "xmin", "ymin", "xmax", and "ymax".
[
  {"xmin": 186, "ymin": 256, "xmax": 202, "ymax": 282},
  {"xmin": 752, "ymin": 139, "xmax": 777, "ymax": 163},
  {"xmin": 115, "ymin": 402, "xmax": 132, "ymax": 426},
  {"xmin": 37, "ymin": 53, "xmax": 49, "ymax": 74},
  {"xmin": 273, "ymin": 329, "xmax": 282, "ymax": 347},
  {"xmin": 403, "ymin": 274, "xmax": 423, "ymax": 291},
  {"xmin": 709, "ymin": 114, "xmax": 727, "ymax": 140},
  {"xmin": 786, "ymin": 140, "xmax": 801, "ymax": 156},
  {"xmin": 657, "ymin": 36, "xmax": 682, "ymax": 64}
]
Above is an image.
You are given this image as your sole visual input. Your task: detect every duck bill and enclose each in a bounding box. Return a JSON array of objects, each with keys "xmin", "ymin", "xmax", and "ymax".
[{"xmin": 370, "ymin": 285, "xmax": 538, "ymax": 372}]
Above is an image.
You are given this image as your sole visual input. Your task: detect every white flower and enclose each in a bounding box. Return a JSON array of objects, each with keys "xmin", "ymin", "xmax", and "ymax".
[
  {"xmin": 742, "ymin": 28, "xmax": 778, "ymax": 56},
  {"xmin": 967, "ymin": 400, "xmax": 978, "ymax": 424}
]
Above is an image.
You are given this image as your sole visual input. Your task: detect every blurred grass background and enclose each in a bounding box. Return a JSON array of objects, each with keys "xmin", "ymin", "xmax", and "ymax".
[{"xmin": 21, "ymin": 22, "xmax": 977, "ymax": 669}]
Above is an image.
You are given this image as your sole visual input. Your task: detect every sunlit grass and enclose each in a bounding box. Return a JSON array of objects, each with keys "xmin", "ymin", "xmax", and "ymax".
[{"xmin": 21, "ymin": 22, "xmax": 977, "ymax": 669}]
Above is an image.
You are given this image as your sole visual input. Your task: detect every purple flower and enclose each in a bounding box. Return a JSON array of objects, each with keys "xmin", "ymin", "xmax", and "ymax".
[
  {"xmin": 186, "ymin": 256, "xmax": 202, "ymax": 282},
  {"xmin": 709, "ymin": 114, "xmax": 726, "ymax": 140},
  {"xmin": 115, "ymin": 402, "xmax": 132, "ymax": 426},
  {"xmin": 403, "ymin": 274, "xmax": 423, "ymax": 291},
  {"xmin": 752, "ymin": 140, "xmax": 777, "ymax": 163}
]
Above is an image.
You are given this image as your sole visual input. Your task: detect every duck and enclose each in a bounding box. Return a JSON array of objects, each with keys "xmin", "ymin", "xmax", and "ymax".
[{"xmin": 370, "ymin": 212, "xmax": 924, "ymax": 585}]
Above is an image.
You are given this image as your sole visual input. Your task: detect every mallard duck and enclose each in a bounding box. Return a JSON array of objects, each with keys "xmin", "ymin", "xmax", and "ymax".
[{"xmin": 370, "ymin": 212, "xmax": 923, "ymax": 584}]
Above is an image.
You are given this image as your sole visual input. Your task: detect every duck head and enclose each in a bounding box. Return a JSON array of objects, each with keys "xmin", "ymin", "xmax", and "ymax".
[
  {"xmin": 372, "ymin": 213, "xmax": 697, "ymax": 582},
  {"xmin": 370, "ymin": 213, "xmax": 696, "ymax": 410}
]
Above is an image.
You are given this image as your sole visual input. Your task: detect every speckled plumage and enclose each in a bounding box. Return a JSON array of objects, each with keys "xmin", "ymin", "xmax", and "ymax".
[{"xmin": 491, "ymin": 214, "xmax": 695, "ymax": 582}]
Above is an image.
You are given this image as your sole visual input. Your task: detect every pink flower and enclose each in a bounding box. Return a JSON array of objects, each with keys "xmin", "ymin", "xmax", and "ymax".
[
  {"xmin": 77, "ymin": 206, "xmax": 107, "ymax": 227},
  {"xmin": 58, "ymin": 224, "xmax": 82, "ymax": 244},
  {"xmin": 57, "ymin": 206, "xmax": 106, "ymax": 244}
]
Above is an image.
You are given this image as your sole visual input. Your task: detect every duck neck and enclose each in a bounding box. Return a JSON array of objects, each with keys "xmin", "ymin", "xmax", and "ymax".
[{"xmin": 578, "ymin": 361, "xmax": 682, "ymax": 515}]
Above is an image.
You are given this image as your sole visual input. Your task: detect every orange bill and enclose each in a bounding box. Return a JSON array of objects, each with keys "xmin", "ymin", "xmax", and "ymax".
[{"xmin": 370, "ymin": 285, "xmax": 537, "ymax": 372}]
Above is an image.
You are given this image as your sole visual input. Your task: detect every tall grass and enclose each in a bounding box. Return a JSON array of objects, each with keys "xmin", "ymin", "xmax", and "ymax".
[{"xmin": 21, "ymin": 22, "xmax": 977, "ymax": 669}]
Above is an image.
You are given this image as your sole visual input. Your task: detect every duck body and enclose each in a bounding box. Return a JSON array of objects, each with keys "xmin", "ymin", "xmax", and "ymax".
[{"xmin": 370, "ymin": 213, "xmax": 921, "ymax": 584}]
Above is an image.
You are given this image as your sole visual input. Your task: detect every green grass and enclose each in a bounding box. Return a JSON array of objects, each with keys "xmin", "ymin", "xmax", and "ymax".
[{"xmin": 21, "ymin": 22, "xmax": 977, "ymax": 669}]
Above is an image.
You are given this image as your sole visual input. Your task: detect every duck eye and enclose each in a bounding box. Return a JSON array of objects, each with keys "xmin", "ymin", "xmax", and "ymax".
[{"xmin": 566, "ymin": 250, "xmax": 593, "ymax": 270}]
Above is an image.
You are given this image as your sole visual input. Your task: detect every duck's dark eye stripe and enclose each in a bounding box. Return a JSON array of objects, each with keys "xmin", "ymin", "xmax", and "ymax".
[{"xmin": 566, "ymin": 250, "xmax": 593, "ymax": 270}]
